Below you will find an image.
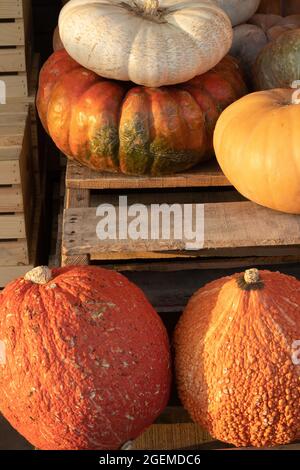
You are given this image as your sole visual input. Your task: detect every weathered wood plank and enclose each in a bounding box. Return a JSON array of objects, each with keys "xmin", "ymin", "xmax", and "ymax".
[
  {"xmin": 66, "ymin": 159, "xmax": 230, "ymax": 190},
  {"xmin": 62, "ymin": 201, "xmax": 300, "ymax": 258},
  {"xmin": 0, "ymin": 240, "xmax": 28, "ymax": 265}
]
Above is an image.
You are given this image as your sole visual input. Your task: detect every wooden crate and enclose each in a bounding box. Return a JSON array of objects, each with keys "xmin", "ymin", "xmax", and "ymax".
[
  {"xmin": 62, "ymin": 159, "xmax": 300, "ymax": 268},
  {"xmin": 0, "ymin": 104, "xmax": 41, "ymax": 288},
  {"xmin": 0, "ymin": 0, "xmax": 33, "ymax": 99}
]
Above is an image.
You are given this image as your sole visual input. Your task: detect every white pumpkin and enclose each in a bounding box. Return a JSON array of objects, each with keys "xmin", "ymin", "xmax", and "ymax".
[
  {"xmin": 213, "ymin": 0, "xmax": 261, "ymax": 26},
  {"xmin": 58, "ymin": 0, "xmax": 232, "ymax": 87}
]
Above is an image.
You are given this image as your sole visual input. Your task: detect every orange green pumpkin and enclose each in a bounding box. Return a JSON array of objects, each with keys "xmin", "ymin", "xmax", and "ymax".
[
  {"xmin": 37, "ymin": 49, "xmax": 247, "ymax": 176},
  {"xmin": 175, "ymin": 269, "xmax": 300, "ymax": 447},
  {"xmin": 0, "ymin": 266, "xmax": 171, "ymax": 450}
]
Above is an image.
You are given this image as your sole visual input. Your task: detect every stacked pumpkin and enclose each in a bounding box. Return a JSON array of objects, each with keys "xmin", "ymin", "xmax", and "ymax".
[{"xmin": 38, "ymin": 0, "xmax": 250, "ymax": 176}]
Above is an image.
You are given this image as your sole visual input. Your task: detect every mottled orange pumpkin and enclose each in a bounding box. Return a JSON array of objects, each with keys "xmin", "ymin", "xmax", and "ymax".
[
  {"xmin": 174, "ymin": 269, "xmax": 300, "ymax": 447},
  {"xmin": 0, "ymin": 266, "xmax": 171, "ymax": 450},
  {"xmin": 36, "ymin": 49, "xmax": 247, "ymax": 176}
]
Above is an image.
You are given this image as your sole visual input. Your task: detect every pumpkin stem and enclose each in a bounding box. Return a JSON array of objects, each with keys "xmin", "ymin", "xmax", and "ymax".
[
  {"xmin": 244, "ymin": 268, "xmax": 260, "ymax": 284},
  {"xmin": 24, "ymin": 266, "xmax": 52, "ymax": 285},
  {"xmin": 143, "ymin": 0, "xmax": 159, "ymax": 15},
  {"xmin": 237, "ymin": 268, "xmax": 264, "ymax": 291}
]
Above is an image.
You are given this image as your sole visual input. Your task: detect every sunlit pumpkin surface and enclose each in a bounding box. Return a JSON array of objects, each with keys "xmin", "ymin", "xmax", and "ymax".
[
  {"xmin": 175, "ymin": 269, "xmax": 300, "ymax": 447},
  {"xmin": 37, "ymin": 49, "xmax": 247, "ymax": 176},
  {"xmin": 0, "ymin": 266, "xmax": 171, "ymax": 450}
]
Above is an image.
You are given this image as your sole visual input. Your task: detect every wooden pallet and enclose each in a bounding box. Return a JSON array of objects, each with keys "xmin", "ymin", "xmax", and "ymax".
[
  {"xmin": 62, "ymin": 159, "xmax": 300, "ymax": 268},
  {"xmin": 0, "ymin": 0, "xmax": 33, "ymax": 99},
  {"xmin": 0, "ymin": 103, "xmax": 41, "ymax": 288}
]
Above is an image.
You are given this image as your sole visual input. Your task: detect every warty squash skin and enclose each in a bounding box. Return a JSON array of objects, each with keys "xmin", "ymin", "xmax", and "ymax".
[
  {"xmin": 37, "ymin": 49, "xmax": 247, "ymax": 176},
  {"xmin": 58, "ymin": 0, "xmax": 232, "ymax": 87},
  {"xmin": 214, "ymin": 88, "xmax": 300, "ymax": 214},
  {"xmin": 0, "ymin": 266, "xmax": 171, "ymax": 450},
  {"xmin": 174, "ymin": 269, "xmax": 300, "ymax": 448}
]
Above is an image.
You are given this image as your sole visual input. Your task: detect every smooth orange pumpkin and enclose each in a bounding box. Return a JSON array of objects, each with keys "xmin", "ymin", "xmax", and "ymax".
[
  {"xmin": 174, "ymin": 269, "xmax": 300, "ymax": 447},
  {"xmin": 36, "ymin": 49, "xmax": 247, "ymax": 176},
  {"xmin": 214, "ymin": 88, "xmax": 300, "ymax": 214},
  {"xmin": 0, "ymin": 266, "xmax": 171, "ymax": 450}
]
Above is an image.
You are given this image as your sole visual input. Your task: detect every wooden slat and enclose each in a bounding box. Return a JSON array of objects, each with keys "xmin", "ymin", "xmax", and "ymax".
[
  {"xmin": 0, "ymin": 47, "xmax": 26, "ymax": 73},
  {"xmin": 0, "ymin": 103, "xmax": 27, "ymax": 115},
  {"xmin": 104, "ymin": 256, "xmax": 300, "ymax": 272},
  {"xmin": 1, "ymin": 74, "xmax": 27, "ymax": 99},
  {"xmin": 0, "ymin": 240, "xmax": 28, "ymax": 265},
  {"xmin": 0, "ymin": 214, "xmax": 25, "ymax": 238},
  {"xmin": 0, "ymin": 19, "xmax": 24, "ymax": 46},
  {"xmin": 0, "ymin": 263, "xmax": 33, "ymax": 287},
  {"xmin": 0, "ymin": 113, "xmax": 27, "ymax": 126},
  {"xmin": 0, "ymin": 160, "xmax": 20, "ymax": 183},
  {"xmin": 62, "ymin": 201, "xmax": 300, "ymax": 259},
  {"xmin": 0, "ymin": 185, "xmax": 23, "ymax": 212},
  {"xmin": 0, "ymin": 1, "xmax": 23, "ymax": 19},
  {"xmin": 132, "ymin": 424, "xmax": 212, "ymax": 450},
  {"xmin": 66, "ymin": 159, "xmax": 230, "ymax": 190}
]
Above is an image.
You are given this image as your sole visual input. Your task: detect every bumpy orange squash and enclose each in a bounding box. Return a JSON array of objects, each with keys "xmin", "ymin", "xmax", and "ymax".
[
  {"xmin": 0, "ymin": 266, "xmax": 171, "ymax": 450},
  {"xmin": 175, "ymin": 269, "xmax": 300, "ymax": 448},
  {"xmin": 37, "ymin": 49, "xmax": 247, "ymax": 176}
]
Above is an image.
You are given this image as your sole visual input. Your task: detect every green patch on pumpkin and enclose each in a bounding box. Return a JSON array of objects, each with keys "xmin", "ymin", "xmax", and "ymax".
[
  {"xmin": 119, "ymin": 116, "xmax": 152, "ymax": 175},
  {"xmin": 90, "ymin": 125, "xmax": 120, "ymax": 168}
]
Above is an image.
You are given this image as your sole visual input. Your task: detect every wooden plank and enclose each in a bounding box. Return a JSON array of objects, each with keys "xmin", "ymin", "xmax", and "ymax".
[
  {"xmin": 104, "ymin": 256, "xmax": 300, "ymax": 272},
  {"xmin": 0, "ymin": 214, "xmax": 25, "ymax": 238},
  {"xmin": 0, "ymin": 240, "xmax": 28, "ymax": 265},
  {"xmin": 0, "ymin": 47, "xmax": 26, "ymax": 72},
  {"xmin": 132, "ymin": 424, "xmax": 212, "ymax": 450},
  {"xmin": 0, "ymin": 185, "xmax": 23, "ymax": 212},
  {"xmin": 1, "ymin": 74, "xmax": 27, "ymax": 99},
  {"xmin": 0, "ymin": 160, "xmax": 20, "ymax": 183},
  {"xmin": 0, "ymin": 263, "xmax": 33, "ymax": 287},
  {"xmin": 0, "ymin": 103, "xmax": 27, "ymax": 115},
  {"xmin": 62, "ymin": 201, "xmax": 300, "ymax": 258},
  {"xmin": 0, "ymin": 1, "xmax": 23, "ymax": 19},
  {"xmin": 66, "ymin": 159, "xmax": 230, "ymax": 190},
  {"xmin": 0, "ymin": 113, "xmax": 26, "ymax": 126},
  {"xmin": 0, "ymin": 19, "xmax": 25, "ymax": 46}
]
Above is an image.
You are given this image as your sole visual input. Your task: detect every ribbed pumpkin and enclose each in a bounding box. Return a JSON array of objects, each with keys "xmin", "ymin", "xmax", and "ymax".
[
  {"xmin": 58, "ymin": 0, "xmax": 232, "ymax": 87},
  {"xmin": 37, "ymin": 49, "xmax": 247, "ymax": 176},
  {"xmin": 254, "ymin": 29, "xmax": 300, "ymax": 90},
  {"xmin": 214, "ymin": 88, "xmax": 300, "ymax": 214},
  {"xmin": 0, "ymin": 266, "xmax": 171, "ymax": 450},
  {"xmin": 213, "ymin": 0, "xmax": 261, "ymax": 26},
  {"xmin": 174, "ymin": 269, "xmax": 300, "ymax": 448}
]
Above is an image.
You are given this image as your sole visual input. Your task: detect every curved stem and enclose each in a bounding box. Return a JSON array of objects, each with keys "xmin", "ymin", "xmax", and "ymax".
[{"xmin": 137, "ymin": 0, "xmax": 159, "ymax": 16}]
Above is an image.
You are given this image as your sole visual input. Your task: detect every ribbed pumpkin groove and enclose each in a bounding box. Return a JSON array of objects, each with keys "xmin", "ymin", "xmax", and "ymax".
[
  {"xmin": 36, "ymin": 49, "xmax": 247, "ymax": 176},
  {"xmin": 174, "ymin": 269, "xmax": 300, "ymax": 448}
]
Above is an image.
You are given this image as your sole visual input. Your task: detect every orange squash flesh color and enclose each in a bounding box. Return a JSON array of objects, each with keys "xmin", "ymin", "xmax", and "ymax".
[
  {"xmin": 175, "ymin": 269, "xmax": 300, "ymax": 447},
  {"xmin": 214, "ymin": 88, "xmax": 300, "ymax": 214},
  {"xmin": 0, "ymin": 266, "xmax": 171, "ymax": 450}
]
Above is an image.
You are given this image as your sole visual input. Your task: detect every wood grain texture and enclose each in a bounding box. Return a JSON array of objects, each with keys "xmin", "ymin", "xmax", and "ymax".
[
  {"xmin": 62, "ymin": 201, "xmax": 300, "ymax": 258},
  {"xmin": 66, "ymin": 159, "xmax": 230, "ymax": 190},
  {"xmin": 132, "ymin": 424, "xmax": 212, "ymax": 450}
]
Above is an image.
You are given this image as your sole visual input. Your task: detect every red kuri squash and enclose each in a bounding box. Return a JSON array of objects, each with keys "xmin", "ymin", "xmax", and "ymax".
[
  {"xmin": 36, "ymin": 49, "xmax": 247, "ymax": 176},
  {"xmin": 175, "ymin": 269, "xmax": 300, "ymax": 447},
  {"xmin": 0, "ymin": 266, "xmax": 171, "ymax": 450}
]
